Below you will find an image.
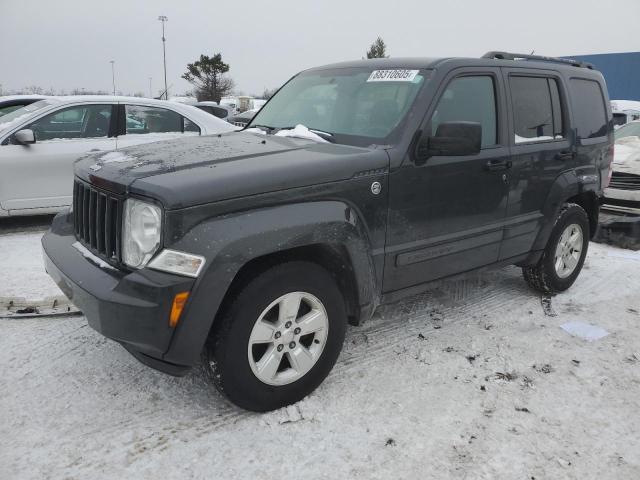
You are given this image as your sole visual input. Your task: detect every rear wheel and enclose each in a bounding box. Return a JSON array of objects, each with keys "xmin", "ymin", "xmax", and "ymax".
[
  {"xmin": 522, "ymin": 203, "xmax": 590, "ymax": 294},
  {"xmin": 203, "ymin": 261, "xmax": 347, "ymax": 412}
]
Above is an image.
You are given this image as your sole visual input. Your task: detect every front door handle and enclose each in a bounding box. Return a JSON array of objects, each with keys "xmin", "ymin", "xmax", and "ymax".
[
  {"xmin": 555, "ymin": 151, "xmax": 576, "ymax": 161},
  {"xmin": 484, "ymin": 159, "xmax": 512, "ymax": 171}
]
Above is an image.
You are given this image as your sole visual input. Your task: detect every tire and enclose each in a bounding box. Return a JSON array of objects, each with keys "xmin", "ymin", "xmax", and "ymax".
[
  {"xmin": 202, "ymin": 261, "xmax": 347, "ymax": 412},
  {"xmin": 522, "ymin": 203, "xmax": 590, "ymax": 294}
]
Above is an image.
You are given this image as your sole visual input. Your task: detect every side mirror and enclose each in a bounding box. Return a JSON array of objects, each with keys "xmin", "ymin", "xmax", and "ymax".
[
  {"xmin": 13, "ymin": 129, "xmax": 36, "ymax": 145},
  {"xmin": 416, "ymin": 121, "xmax": 482, "ymax": 162}
]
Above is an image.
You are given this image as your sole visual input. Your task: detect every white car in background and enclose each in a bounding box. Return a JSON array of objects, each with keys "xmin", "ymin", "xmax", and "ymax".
[
  {"xmin": 611, "ymin": 100, "xmax": 640, "ymax": 128},
  {"xmin": 602, "ymin": 121, "xmax": 640, "ymax": 216},
  {"xmin": 0, "ymin": 96, "xmax": 235, "ymax": 217}
]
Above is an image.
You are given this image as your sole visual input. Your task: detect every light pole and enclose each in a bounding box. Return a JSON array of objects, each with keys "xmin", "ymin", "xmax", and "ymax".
[
  {"xmin": 158, "ymin": 15, "xmax": 168, "ymax": 100},
  {"xmin": 149, "ymin": 77, "xmax": 153, "ymax": 98},
  {"xmin": 110, "ymin": 60, "xmax": 116, "ymax": 95}
]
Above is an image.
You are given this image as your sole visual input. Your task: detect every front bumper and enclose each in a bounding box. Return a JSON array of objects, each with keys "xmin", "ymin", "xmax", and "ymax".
[{"xmin": 42, "ymin": 212, "xmax": 195, "ymax": 376}]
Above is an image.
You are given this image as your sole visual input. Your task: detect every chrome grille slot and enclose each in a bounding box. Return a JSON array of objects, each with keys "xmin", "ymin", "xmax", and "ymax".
[
  {"xmin": 73, "ymin": 179, "xmax": 122, "ymax": 263},
  {"xmin": 609, "ymin": 172, "xmax": 640, "ymax": 191}
]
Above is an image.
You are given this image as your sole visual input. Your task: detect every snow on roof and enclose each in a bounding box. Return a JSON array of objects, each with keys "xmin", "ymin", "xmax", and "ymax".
[
  {"xmin": 611, "ymin": 100, "xmax": 640, "ymax": 113},
  {"xmin": 0, "ymin": 94, "xmax": 51, "ymax": 101}
]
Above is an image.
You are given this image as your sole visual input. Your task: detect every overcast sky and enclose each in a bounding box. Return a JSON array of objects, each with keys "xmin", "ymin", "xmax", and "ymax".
[{"xmin": 2, "ymin": 0, "xmax": 639, "ymax": 97}]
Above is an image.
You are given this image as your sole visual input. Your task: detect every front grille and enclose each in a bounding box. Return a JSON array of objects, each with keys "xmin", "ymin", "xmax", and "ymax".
[
  {"xmin": 73, "ymin": 180, "xmax": 123, "ymax": 262},
  {"xmin": 609, "ymin": 171, "xmax": 640, "ymax": 191}
]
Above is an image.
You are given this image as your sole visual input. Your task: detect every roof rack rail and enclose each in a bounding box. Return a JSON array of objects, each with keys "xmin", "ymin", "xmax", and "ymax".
[{"xmin": 482, "ymin": 51, "xmax": 594, "ymax": 69}]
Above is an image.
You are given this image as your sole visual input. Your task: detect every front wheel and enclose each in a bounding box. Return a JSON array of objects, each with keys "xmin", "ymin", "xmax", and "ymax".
[
  {"xmin": 522, "ymin": 203, "xmax": 590, "ymax": 294},
  {"xmin": 203, "ymin": 261, "xmax": 347, "ymax": 412}
]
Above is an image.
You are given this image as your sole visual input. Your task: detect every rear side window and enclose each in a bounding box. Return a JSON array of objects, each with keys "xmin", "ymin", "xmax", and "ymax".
[
  {"xmin": 431, "ymin": 76, "xmax": 497, "ymax": 148},
  {"xmin": 510, "ymin": 76, "xmax": 563, "ymax": 143},
  {"xmin": 569, "ymin": 79, "xmax": 608, "ymax": 139},
  {"xmin": 125, "ymin": 105, "xmax": 200, "ymax": 135}
]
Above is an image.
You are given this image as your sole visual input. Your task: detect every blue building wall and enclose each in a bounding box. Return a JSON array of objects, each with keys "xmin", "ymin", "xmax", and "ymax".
[{"xmin": 566, "ymin": 52, "xmax": 640, "ymax": 101}]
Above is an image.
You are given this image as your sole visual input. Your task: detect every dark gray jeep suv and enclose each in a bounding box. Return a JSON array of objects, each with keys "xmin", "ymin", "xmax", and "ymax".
[{"xmin": 43, "ymin": 52, "xmax": 614, "ymax": 411}]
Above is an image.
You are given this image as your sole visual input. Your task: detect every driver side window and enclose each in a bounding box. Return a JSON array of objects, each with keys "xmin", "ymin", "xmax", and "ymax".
[
  {"xmin": 27, "ymin": 105, "xmax": 112, "ymax": 141},
  {"xmin": 431, "ymin": 76, "xmax": 497, "ymax": 148}
]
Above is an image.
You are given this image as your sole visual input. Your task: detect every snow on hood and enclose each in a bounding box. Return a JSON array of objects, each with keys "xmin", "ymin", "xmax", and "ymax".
[{"xmin": 613, "ymin": 136, "xmax": 640, "ymax": 174}]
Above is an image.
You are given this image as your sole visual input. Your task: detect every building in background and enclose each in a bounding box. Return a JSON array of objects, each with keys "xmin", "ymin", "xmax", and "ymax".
[{"xmin": 566, "ymin": 52, "xmax": 640, "ymax": 101}]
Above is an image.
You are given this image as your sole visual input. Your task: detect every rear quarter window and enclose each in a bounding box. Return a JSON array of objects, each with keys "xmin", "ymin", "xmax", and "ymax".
[{"xmin": 569, "ymin": 79, "xmax": 608, "ymax": 139}]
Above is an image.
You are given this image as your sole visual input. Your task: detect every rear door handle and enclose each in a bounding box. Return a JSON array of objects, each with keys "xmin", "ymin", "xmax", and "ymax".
[
  {"xmin": 484, "ymin": 159, "xmax": 512, "ymax": 171},
  {"xmin": 555, "ymin": 151, "xmax": 576, "ymax": 161}
]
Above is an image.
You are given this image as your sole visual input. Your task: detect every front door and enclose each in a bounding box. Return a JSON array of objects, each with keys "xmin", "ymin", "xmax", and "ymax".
[
  {"xmin": 0, "ymin": 104, "xmax": 116, "ymax": 211},
  {"xmin": 384, "ymin": 71, "xmax": 510, "ymax": 292}
]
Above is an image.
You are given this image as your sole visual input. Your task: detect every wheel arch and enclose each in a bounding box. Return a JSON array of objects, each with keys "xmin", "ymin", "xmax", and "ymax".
[
  {"xmin": 215, "ymin": 243, "xmax": 362, "ymax": 329},
  {"xmin": 162, "ymin": 200, "xmax": 382, "ymax": 367},
  {"xmin": 565, "ymin": 191, "xmax": 599, "ymax": 238},
  {"xmin": 530, "ymin": 171, "xmax": 601, "ymax": 253}
]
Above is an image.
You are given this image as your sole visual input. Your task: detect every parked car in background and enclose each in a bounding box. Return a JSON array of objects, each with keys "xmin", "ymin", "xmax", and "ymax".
[
  {"xmin": 43, "ymin": 52, "xmax": 612, "ymax": 412},
  {"xmin": 602, "ymin": 121, "xmax": 640, "ymax": 216},
  {"xmin": 194, "ymin": 101, "xmax": 233, "ymax": 121},
  {"xmin": 0, "ymin": 96, "xmax": 235, "ymax": 217},
  {"xmin": 611, "ymin": 100, "xmax": 640, "ymax": 128},
  {"xmin": 228, "ymin": 108, "xmax": 258, "ymax": 127},
  {"xmin": 0, "ymin": 95, "xmax": 48, "ymax": 117}
]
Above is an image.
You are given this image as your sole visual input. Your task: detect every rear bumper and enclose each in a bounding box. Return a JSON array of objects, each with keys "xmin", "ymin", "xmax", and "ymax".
[{"xmin": 42, "ymin": 212, "xmax": 195, "ymax": 376}]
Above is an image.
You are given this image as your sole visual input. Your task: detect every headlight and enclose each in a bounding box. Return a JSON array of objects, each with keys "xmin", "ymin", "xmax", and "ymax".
[{"xmin": 122, "ymin": 198, "xmax": 162, "ymax": 268}]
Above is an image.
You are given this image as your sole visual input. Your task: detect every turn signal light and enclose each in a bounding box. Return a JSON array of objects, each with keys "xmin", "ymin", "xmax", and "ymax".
[{"xmin": 170, "ymin": 292, "xmax": 190, "ymax": 327}]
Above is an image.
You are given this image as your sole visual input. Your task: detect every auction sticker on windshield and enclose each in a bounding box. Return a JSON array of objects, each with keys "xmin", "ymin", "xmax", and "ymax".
[{"xmin": 367, "ymin": 70, "xmax": 419, "ymax": 82}]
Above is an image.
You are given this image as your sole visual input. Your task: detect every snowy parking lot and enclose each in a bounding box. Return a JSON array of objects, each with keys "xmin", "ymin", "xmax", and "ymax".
[{"xmin": 1, "ymin": 223, "xmax": 639, "ymax": 479}]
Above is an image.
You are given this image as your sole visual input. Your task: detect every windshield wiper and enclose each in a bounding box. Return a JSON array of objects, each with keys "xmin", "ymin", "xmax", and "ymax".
[
  {"xmin": 248, "ymin": 124, "xmax": 277, "ymax": 131},
  {"xmin": 278, "ymin": 126, "xmax": 336, "ymax": 143}
]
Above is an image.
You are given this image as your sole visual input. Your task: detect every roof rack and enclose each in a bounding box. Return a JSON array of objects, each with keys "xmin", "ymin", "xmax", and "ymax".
[{"xmin": 482, "ymin": 51, "xmax": 594, "ymax": 69}]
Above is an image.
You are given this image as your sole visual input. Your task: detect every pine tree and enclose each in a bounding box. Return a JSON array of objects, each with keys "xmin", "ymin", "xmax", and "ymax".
[
  {"xmin": 182, "ymin": 53, "xmax": 235, "ymax": 103},
  {"xmin": 366, "ymin": 37, "xmax": 389, "ymax": 59}
]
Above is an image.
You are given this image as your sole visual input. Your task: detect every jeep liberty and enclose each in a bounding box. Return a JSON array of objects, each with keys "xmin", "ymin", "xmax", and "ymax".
[{"xmin": 43, "ymin": 52, "xmax": 614, "ymax": 411}]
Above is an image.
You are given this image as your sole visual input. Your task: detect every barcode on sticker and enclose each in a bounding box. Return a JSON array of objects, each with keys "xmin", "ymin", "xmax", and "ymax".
[{"xmin": 367, "ymin": 69, "xmax": 419, "ymax": 82}]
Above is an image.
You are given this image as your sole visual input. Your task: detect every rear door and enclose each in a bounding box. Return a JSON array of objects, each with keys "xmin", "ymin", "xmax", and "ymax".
[
  {"xmin": 115, "ymin": 104, "xmax": 200, "ymax": 150},
  {"xmin": 499, "ymin": 69, "xmax": 573, "ymax": 259},
  {"xmin": 0, "ymin": 103, "xmax": 116, "ymax": 211}
]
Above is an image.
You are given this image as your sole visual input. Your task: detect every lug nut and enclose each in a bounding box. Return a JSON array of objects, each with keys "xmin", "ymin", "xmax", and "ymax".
[
  {"xmin": 289, "ymin": 341, "xmax": 296, "ymax": 349},
  {"xmin": 285, "ymin": 321, "xmax": 292, "ymax": 328},
  {"xmin": 277, "ymin": 344, "xmax": 284, "ymax": 352},
  {"xmin": 294, "ymin": 327, "xmax": 301, "ymax": 335},
  {"xmin": 274, "ymin": 331, "xmax": 281, "ymax": 339}
]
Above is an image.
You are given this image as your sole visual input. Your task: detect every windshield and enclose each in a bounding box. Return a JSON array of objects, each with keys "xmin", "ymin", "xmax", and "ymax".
[
  {"xmin": 248, "ymin": 67, "xmax": 427, "ymax": 146},
  {"xmin": 0, "ymin": 100, "xmax": 57, "ymax": 132},
  {"xmin": 615, "ymin": 122, "xmax": 640, "ymax": 141},
  {"xmin": 0, "ymin": 105, "xmax": 24, "ymax": 117}
]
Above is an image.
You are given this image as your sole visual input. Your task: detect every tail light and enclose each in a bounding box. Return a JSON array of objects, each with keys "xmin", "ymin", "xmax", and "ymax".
[{"xmin": 603, "ymin": 144, "xmax": 614, "ymax": 189}]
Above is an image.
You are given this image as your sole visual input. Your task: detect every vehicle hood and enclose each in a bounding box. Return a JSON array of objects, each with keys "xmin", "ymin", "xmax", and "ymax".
[
  {"xmin": 75, "ymin": 131, "xmax": 389, "ymax": 209},
  {"xmin": 612, "ymin": 136, "xmax": 640, "ymax": 175}
]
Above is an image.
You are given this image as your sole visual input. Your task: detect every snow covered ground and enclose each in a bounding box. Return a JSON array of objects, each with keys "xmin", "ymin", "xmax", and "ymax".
[
  {"xmin": 0, "ymin": 230, "xmax": 62, "ymax": 300},
  {"xmin": 1, "ymin": 233, "xmax": 639, "ymax": 479}
]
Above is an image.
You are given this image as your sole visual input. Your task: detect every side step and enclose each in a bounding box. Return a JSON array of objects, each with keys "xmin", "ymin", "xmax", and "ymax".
[{"xmin": 0, "ymin": 296, "xmax": 82, "ymax": 319}]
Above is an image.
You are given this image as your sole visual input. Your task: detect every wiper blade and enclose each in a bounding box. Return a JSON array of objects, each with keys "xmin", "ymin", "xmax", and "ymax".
[
  {"xmin": 249, "ymin": 124, "xmax": 276, "ymax": 131},
  {"xmin": 278, "ymin": 125, "xmax": 336, "ymax": 143}
]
